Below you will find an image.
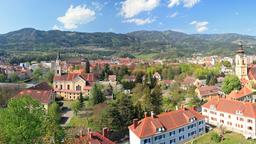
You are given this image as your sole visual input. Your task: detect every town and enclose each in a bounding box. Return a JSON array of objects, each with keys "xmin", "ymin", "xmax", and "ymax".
[
  {"xmin": 1, "ymin": 1, "xmax": 256, "ymax": 144},
  {"xmin": 1, "ymin": 42, "xmax": 256, "ymax": 144}
]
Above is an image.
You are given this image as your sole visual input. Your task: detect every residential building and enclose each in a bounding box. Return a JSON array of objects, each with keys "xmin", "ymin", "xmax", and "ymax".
[
  {"xmin": 202, "ymin": 98, "xmax": 256, "ymax": 138},
  {"xmin": 195, "ymin": 85, "xmax": 220, "ymax": 100},
  {"xmin": 128, "ymin": 108, "xmax": 205, "ymax": 144},
  {"xmin": 226, "ymin": 87, "xmax": 256, "ymax": 102},
  {"xmin": 15, "ymin": 82, "xmax": 55, "ymax": 110}
]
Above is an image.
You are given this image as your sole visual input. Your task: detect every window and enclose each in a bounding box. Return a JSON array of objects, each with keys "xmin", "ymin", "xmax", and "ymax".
[
  {"xmin": 169, "ymin": 131, "xmax": 175, "ymax": 137},
  {"xmin": 76, "ymin": 85, "xmax": 81, "ymax": 91},
  {"xmin": 55, "ymin": 85, "xmax": 58, "ymax": 88},
  {"xmin": 155, "ymin": 134, "xmax": 165, "ymax": 141},
  {"xmin": 203, "ymin": 109, "xmax": 207, "ymax": 112},
  {"xmin": 67, "ymin": 85, "xmax": 70, "ymax": 90},
  {"xmin": 220, "ymin": 113, "xmax": 224, "ymax": 117},
  {"xmin": 179, "ymin": 135, "xmax": 184, "ymax": 141},
  {"xmin": 220, "ymin": 120, "xmax": 224, "ymax": 123},
  {"xmin": 143, "ymin": 138, "xmax": 151, "ymax": 144},
  {"xmin": 240, "ymin": 118, "xmax": 244, "ymax": 121},
  {"xmin": 199, "ymin": 121, "xmax": 204, "ymax": 125},
  {"xmin": 248, "ymin": 119, "xmax": 253, "ymax": 123},
  {"xmin": 248, "ymin": 126, "xmax": 253, "ymax": 130},
  {"xmin": 199, "ymin": 128, "xmax": 204, "ymax": 132},
  {"xmin": 60, "ymin": 85, "xmax": 63, "ymax": 89},
  {"xmin": 170, "ymin": 139, "xmax": 176, "ymax": 144},
  {"xmin": 179, "ymin": 128, "xmax": 184, "ymax": 133},
  {"xmin": 228, "ymin": 115, "xmax": 231, "ymax": 119}
]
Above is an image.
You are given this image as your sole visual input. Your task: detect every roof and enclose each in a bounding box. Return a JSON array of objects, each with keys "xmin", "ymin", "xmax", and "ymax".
[
  {"xmin": 28, "ymin": 82, "xmax": 53, "ymax": 91},
  {"xmin": 227, "ymin": 87, "xmax": 253, "ymax": 100},
  {"xmin": 77, "ymin": 132, "xmax": 115, "ymax": 144},
  {"xmin": 202, "ymin": 98, "xmax": 256, "ymax": 118},
  {"xmin": 198, "ymin": 85, "xmax": 219, "ymax": 97},
  {"xmin": 182, "ymin": 76, "xmax": 196, "ymax": 85},
  {"xmin": 248, "ymin": 65, "xmax": 256, "ymax": 80},
  {"xmin": 53, "ymin": 73, "xmax": 95, "ymax": 82},
  {"xmin": 128, "ymin": 108, "xmax": 204, "ymax": 138},
  {"xmin": 15, "ymin": 89, "xmax": 53, "ymax": 104}
]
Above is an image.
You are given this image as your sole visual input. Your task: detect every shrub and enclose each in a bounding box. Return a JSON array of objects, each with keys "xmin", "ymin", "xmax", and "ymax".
[{"xmin": 211, "ymin": 132, "xmax": 221, "ymax": 143}]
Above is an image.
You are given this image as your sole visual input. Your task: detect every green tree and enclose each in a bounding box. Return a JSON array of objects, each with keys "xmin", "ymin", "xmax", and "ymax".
[
  {"xmin": 71, "ymin": 100, "xmax": 80, "ymax": 116},
  {"xmin": 206, "ymin": 72, "xmax": 217, "ymax": 85},
  {"xmin": 222, "ymin": 61, "xmax": 231, "ymax": 68},
  {"xmin": 167, "ymin": 67, "xmax": 175, "ymax": 80},
  {"xmin": 43, "ymin": 102, "xmax": 64, "ymax": 143},
  {"xmin": 0, "ymin": 96, "xmax": 45, "ymax": 143},
  {"xmin": 211, "ymin": 132, "xmax": 221, "ymax": 143},
  {"xmin": 0, "ymin": 73, "xmax": 7, "ymax": 82},
  {"xmin": 221, "ymin": 75, "xmax": 241, "ymax": 94},
  {"xmin": 90, "ymin": 84, "xmax": 105, "ymax": 105},
  {"xmin": 43, "ymin": 71, "xmax": 54, "ymax": 83},
  {"xmin": 33, "ymin": 68, "xmax": 43, "ymax": 82},
  {"xmin": 78, "ymin": 93, "xmax": 84, "ymax": 109},
  {"xmin": 9, "ymin": 73, "xmax": 20, "ymax": 82}
]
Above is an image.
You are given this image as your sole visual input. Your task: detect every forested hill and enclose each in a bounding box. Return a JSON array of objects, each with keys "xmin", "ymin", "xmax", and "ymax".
[{"xmin": 0, "ymin": 28, "xmax": 256, "ymax": 63}]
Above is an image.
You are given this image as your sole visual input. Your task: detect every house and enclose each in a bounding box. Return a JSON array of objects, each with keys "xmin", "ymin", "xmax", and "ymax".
[
  {"xmin": 226, "ymin": 87, "xmax": 256, "ymax": 102},
  {"xmin": 53, "ymin": 73, "xmax": 95, "ymax": 100},
  {"xmin": 181, "ymin": 76, "xmax": 196, "ymax": 90},
  {"xmin": 202, "ymin": 98, "xmax": 256, "ymax": 139},
  {"xmin": 15, "ymin": 82, "xmax": 55, "ymax": 110},
  {"xmin": 128, "ymin": 108, "xmax": 205, "ymax": 144},
  {"xmin": 76, "ymin": 128, "xmax": 115, "ymax": 144},
  {"xmin": 195, "ymin": 85, "xmax": 220, "ymax": 100}
]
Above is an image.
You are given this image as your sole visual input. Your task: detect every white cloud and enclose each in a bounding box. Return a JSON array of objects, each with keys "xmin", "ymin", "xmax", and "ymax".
[
  {"xmin": 57, "ymin": 5, "xmax": 96, "ymax": 29},
  {"xmin": 168, "ymin": 0, "xmax": 200, "ymax": 8},
  {"xmin": 121, "ymin": 0, "xmax": 160, "ymax": 18},
  {"xmin": 190, "ymin": 21, "xmax": 209, "ymax": 32},
  {"xmin": 169, "ymin": 12, "xmax": 178, "ymax": 18},
  {"xmin": 124, "ymin": 17, "xmax": 155, "ymax": 25},
  {"xmin": 52, "ymin": 25, "xmax": 62, "ymax": 30}
]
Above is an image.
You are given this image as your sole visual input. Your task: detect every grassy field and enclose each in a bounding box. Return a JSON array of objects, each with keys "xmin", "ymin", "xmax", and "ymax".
[{"xmin": 186, "ymin": 130, "xmax": 256, "ymax": 144}]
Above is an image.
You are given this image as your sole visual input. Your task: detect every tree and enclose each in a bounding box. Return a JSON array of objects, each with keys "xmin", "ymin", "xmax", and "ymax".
[
  {"xmin": 90, "ymin": 84, "xmax": 105, "ymax": 105},
  {"xmin": 71, "ymin": 100, "xmax": 80, "ymax": 116},
  {"xmin": 0, "ymin": 96, "xmax": 45, "ymax": 143},
  {"xmin": 9, "ymin": 73, "xmax": 19, "ymax": 82},
  {"xmin": 167, "ymin": 67, "xmax": 175, "ymax": 80},
  {"xmin": 222, "ymin": 61, "xmax": 231, "ymax": 68},
  {"xmin": 206, "ymin": 72, "xmax": 217, "ymax": 85},
  {"xmin": 43, "ymin": 102, "xmax": 64, "ymax": 143},
  {"xmin": 211, "ymin": 132, "xmax": 221, "ymax": 143},
  {"xmin": 0, "ymin": 73, "xmax": 6, "ymax": 82},
  {"xmin": 78, "ymin": 93, "xmax": 84, "ymax": 109},
  {"xmin": 33, "ymin": 68, "xmax": 43, "ymax": 82},
  {"xmin": 221, "ymin": 75, "xmax": 241, "ymax": 94}
]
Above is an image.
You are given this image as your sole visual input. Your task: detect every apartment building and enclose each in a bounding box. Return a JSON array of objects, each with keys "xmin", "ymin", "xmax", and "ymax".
[
  {"xmin": 202, "ymin": 98, "xmax": 256, "ymax": 138},
  {"xmin": 128, "ymin": 108, "xmax": 205, "ymax": 144}
]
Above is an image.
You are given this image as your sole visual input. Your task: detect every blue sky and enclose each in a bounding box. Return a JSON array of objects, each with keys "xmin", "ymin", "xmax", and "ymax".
[{"xmin": 0, "ymin": 0, "xmax": 255, "ymax": 35}]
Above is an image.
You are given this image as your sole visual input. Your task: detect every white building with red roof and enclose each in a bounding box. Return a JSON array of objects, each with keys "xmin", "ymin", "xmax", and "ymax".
[
  {"xmin": 226, "ymin": 86, "xmax": 256, "ymax": 102},
  {"xmin": 202, "ymin": 98, "xmax": 256, "ymax": 138},
  {"xmin": 128, "ymin": 108, "xmax": 205, "ymax": 144}
]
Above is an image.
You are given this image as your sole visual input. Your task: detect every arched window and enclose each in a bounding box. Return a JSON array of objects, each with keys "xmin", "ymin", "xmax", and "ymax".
[
  {"xmin": 67, "ymin": 85, "xmax": 70, "ymax": 90},
  {"xmin": 76, "ymin": 85, "xmax": 81, "ymax": 91},
  {"xmin": 60, "ymin": 85, "xmax": 63, "ymax": 89}
]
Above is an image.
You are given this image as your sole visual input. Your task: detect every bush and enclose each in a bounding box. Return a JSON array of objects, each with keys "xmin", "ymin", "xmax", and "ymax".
[{"xmin": 211, "ymin": 132, "xmax": 221, "ymax": 143}]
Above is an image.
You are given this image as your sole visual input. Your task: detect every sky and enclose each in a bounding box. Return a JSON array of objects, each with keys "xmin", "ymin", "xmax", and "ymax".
[{"xmin": 0, "ymin": 0, "xmax": 255, "ymax": 35}]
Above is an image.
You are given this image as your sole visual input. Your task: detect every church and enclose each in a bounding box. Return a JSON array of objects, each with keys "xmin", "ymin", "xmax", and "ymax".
[
  {"xmin": 53, "ymin": 53, "xmax": 95, "ymax": 100},
  {"xmin": 235, "ymin": 43, "xmax": 256, "ymax": 83}
]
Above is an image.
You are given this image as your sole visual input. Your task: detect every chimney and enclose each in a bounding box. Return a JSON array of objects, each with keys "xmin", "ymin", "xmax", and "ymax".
[
  {"xmin": 151, "ymin": 111, "xmax": 154, "ymax": 118},
  {"xmin": 102, "ymin": 127, "xmax": 108, "ymax": 137},
  {"xmin": 133, "ymin": 119, "xmax": 138, "ymax": 129},
  {"xmin": 144, "ymin": 112, "xmax": 147, "ymax": 118}
]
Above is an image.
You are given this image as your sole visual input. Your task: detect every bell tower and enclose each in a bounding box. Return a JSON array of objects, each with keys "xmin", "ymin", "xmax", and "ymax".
[
  {"xmin": 55, "ymin": 52, "xmax": 62, "ymax": 76},
  {"xmin": 235, "ymin": 43, "xmax": 248, "ymax": 79}
]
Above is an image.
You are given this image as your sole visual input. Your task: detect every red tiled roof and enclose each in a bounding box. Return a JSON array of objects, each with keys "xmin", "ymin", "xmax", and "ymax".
[
  {"xmin": 202, "ymin": 98, "xmax": 256, "ymax": 118},
  {"xmin": 16, "ymin": 89, "xmax": 52, "ymax": 104},
  {"xmin": 227, "ymin": 87, "xmax": 253, "ymax": 100},
  {"xmin": 128, "ymin": 108, "xmax": 204, "ymax": 138},
  {"xmin": 54, "ymin": 73, "xmax": 81, "ymax": 81},
  {"xmin": 198, "ymin": 85, "xmax": 219, "ymax": 97},
  {"xmin": 77, "ymin": 132, "xmax": 115, "ymax": 144},
  {"xmin": 182, "ymin": 76, "xmax": 196, "ymax": 85}
]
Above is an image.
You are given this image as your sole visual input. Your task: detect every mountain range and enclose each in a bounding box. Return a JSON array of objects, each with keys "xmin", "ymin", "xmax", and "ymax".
[{"xmin": 1, "ymin": 28, "xmax": 256, "ymax": 62}]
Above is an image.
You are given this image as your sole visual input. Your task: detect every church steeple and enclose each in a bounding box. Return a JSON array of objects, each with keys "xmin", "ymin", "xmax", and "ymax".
[
  {"xmin": 55, "ymin": 52, "xmax": 62, "ymax": 76},
  {"xmin": 235, "ymin": 42, "xmax": 248, "ymax": 80}
]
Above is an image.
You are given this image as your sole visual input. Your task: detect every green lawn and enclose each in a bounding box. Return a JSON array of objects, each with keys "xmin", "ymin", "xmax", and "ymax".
[{"xmin": 187, "ymin": 130, "xmax": 256, "ymax": 144}]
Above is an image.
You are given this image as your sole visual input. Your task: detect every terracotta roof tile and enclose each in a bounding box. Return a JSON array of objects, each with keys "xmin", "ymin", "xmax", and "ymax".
[
  {"xmin": 128, "ymin": 108, "xmax": 204, "ymax": 138},
  {"xmin": 227, "ymin": 87, "xmax": 253, "ymax": 100},
  {"xmin": 203, "ymin": 98, "xmax": 256, "ymax": 118},
  {"xmin": 15, "ymin": 89, "xmax": 52, "ymax": 104},
  {"xmin": 198, "ymin": 85, "xmax": 219, "ymax": 97}
]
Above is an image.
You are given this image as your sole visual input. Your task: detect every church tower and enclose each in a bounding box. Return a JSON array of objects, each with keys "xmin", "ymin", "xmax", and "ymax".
[
  {"xmin": 235, "ymin": 43, "xmax": 248, "ymax": 79},
  {"xmin": 55, "ymin": 52, "xmax": 62, "ymax": 76}
]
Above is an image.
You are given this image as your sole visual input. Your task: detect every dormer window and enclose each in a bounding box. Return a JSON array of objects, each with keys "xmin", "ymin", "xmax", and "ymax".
[
  {"xmin": 189, "ymin": 117, "xmax": 196, "ymax": 122},
  {"xmin": 235, "ymin": 110, "xmax": 243, "ymax": 115},
  {"xmin": 210, "ymin": 105, "xmax": 216, "ymax": 110},
  {"xmin": 156, "ymin": 127, "xmax": 165, "ymax": 132}
]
